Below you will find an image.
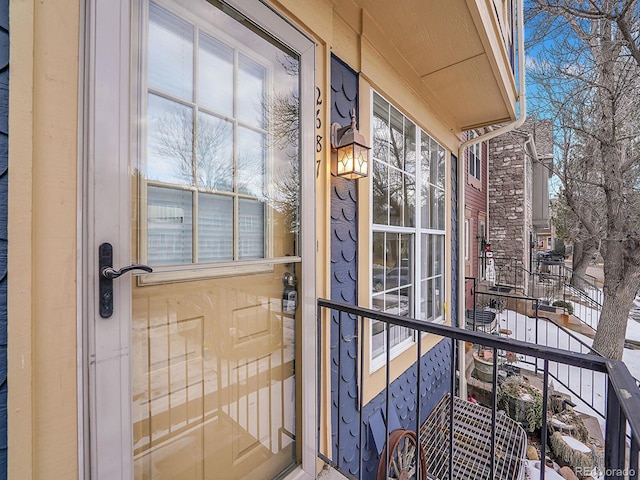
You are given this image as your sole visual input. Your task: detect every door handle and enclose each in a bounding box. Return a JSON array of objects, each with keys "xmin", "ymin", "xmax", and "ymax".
[
  {"xmin": 98, "ymin": 242, "xmax": 153, "ymax": 318},
  {"xmin": 101, "ymin": 264, "xmax": 153, "ymax": 279}
]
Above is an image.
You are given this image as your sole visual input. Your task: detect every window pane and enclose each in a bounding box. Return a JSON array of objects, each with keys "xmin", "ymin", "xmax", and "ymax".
[
  {"xmin": 267, "ymin": 164, "xmax": 300, "ymax": 248},
  {"xmin": 404, "ymin": 117, "xmax": 416, "ymax": 175},
  {"xmin": 436, "ymin": 188, "xmax": 445, "ymax": 230},
  {"xmin": 147, "ymin": 94, "xmax": 194, "ymax": 186},
  {"xmin": 198, "ymin": 33, "xmax": 233, "ymax": 116},
  {"xmin": 149, "ymin": 3, "xmax": 193, "ymax": 101},
  {"xmin": 422, "ymin": 279, "xmax": 433, "ymax": 321},
  {"xmin": 438, "ymin": 145, "xmax": 446, "ymax": 188},
  {"xmin": 238, "ymin": 54, "xmax": 266, "ymax": 128},
  {"xmin": 197, "ymin": 193, "xmax": 232, "ymax": 262},
  {"xmin": 431, "ymin": 187, "xmax": 445, "ymax": 230},
  {"xmin": 404, "ymin": 172, "xmax": 415, "ymax": 227},
  {"xmin": 469, "ymin": 147, "xmax": 476, "ymax": 177},
  {"xmin": 389, "ymin": 106, "xmax": 404, "ymax": 170},
  {"xmin": 420, "ymin": 132, "xmax": 431, "ymax": 184},
  {"xmin": 385, "ymin": 233, "xmax": 400, "ymax": 290},
  {"xmin": 434, "ymin": 276, "xmax": 443, "ymax": 319},
  {"xmin": 196, "ymin": 111, "xmax": 233, "ymax": 191},
  {"xmin": 372, "ymin": 160, "xmax": 388, "ymax": 225},
  {"xmin": 147, "ymin": 186, "xmax": 193, "ymax": 265},
  {"xmin": 421, "ymin": 184, "xmax": 431, "ymax": 230},
  {"xmin": 373, "ymin": 98, "xmax": 389, "ymax": 163},
  {"xmin": 239, "ymin": 198, "xmax": 265, "ymax": 259},
  {"xmin": 430, "ymin": 137, "xmax": 439, "ymax": 188},
  {"xmin": 371, "ymin": 321, "xmax": 412, "ymax": 359},
  {"xmin": 419, "ymin": 279, "xmax": 428, "ymax": 320},
  {"xmin": 433, "ymin": 235, "xmax": 443, "ymax": 276},
  {"xmin": 372, "ymin": 232, "xmax": 385, "ymax": 292},
  {"xmin": 420, "ymin": 133, "xmax": 431, "ymax": 228},
  {"xmin": 237, "ymin": 127, "xmax": 266, "ymax": 196},
  {"xmin": 403, "ymin": 119, "xmax": 416, "ymax": 227},
  {"xmin": 389, "ymin": 166, "xmax": 403, "ymax": 226},
  {"xmin": 421, "ymin": 234, "xmax": 432, "ymax": 280}
]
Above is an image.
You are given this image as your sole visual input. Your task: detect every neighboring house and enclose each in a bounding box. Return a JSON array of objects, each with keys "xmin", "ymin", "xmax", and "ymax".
[
  {"xmin": 487, "ymin": 118, "xmax": 554, "ymax": 293},
  {"xmin": 5, "ymin": 1, "xmax": 519, "ymax": 479},
  {"xmin": 464, "ymin": 130, "xmax": 489, "ymax": 309}
]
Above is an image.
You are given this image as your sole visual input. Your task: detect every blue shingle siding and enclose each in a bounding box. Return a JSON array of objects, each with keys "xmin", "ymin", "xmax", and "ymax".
[
  {"xmin": 331, "ymin": 337, "xmax": 453, "ymax": 479},
  {"xmin": 328, "ymin": 55, "xmax": 453, "ymax": 479},
  {"xmin": 329, "ymin": 54, "xmax": 360, "ymax": 469},
  {"xmin": 0, "ymin": 0, "xmax": 8, "ymax": 475}
]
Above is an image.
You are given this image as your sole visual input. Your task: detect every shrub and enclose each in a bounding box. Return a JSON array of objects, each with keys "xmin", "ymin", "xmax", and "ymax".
[
  {"xmin": 554, "ymin": 238, "xmax": 566, "ymax": 256},
  {"xmin": 552, "ymin": 300, "xmax": 574, "ymax": 315}
]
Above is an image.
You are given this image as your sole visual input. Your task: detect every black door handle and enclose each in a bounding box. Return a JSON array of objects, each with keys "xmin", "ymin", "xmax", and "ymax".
[
  {"xmin": 98, "ymin": 243, "xmax": 153, "ymax": 318},
  {"xmin": 101, "ymin": 264, "xmax": 153, "ymax": 279}
]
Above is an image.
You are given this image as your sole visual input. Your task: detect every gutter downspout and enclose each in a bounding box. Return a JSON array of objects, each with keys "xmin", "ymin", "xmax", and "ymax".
[{"xmin": 457, "ymin": 0, "xmax": 526, "ymax": 400}]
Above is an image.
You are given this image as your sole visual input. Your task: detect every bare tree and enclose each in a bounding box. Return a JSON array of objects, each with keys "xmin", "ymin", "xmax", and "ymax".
[
  {"xmin": 154, "ymin": 52, "xmax": 302, "ymax": 235},
  {"xmin": 529, "ymin": 1, "xmax": 640, "ymax": 66},
  {"xmin": 528, "ymin": 0, "xmax": 640, "ymax": 359},
  {"xmin": 154, "ymin": 105, "xmax": 234, "ymax": 190}
]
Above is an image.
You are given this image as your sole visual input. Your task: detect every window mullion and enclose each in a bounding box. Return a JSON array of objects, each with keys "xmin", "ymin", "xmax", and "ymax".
[
  {"xmin": 192, "ymin": 28, "xmax": 199, "ymax": 262},
  {"xmin": 233, "ymin": 48, "xmax": 239, "ymax": 260},
  {"xmin": 414, "ymin": 127, "xmax": 421, "ymax": 310},
  {"xmin": 193, "ymin": 191, "xmax": 199, "ymax": 261}
]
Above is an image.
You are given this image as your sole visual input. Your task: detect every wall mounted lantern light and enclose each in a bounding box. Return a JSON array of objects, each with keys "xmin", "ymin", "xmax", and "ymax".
[{"xmin": 330, "ymin": 109, "xmax": 370, "ymax": 179}]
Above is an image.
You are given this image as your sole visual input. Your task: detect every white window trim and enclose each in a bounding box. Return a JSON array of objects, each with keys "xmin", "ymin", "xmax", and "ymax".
[
  {"xmin": 368, "ymin": 90, "xmax": 447, "ymax": 371},
  {"xmin": 468, "ymin": 131, "xmax": 482, "ymax": 185}
]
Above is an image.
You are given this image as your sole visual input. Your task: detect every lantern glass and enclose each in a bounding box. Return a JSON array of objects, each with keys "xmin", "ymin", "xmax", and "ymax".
[{"xmin": 336, "ymin": 142, "xmax": 369, "ymax": 179}]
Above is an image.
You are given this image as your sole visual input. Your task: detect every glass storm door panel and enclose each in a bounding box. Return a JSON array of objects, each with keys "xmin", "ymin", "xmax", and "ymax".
[
  {"xmin": 133, "ymin": 2, "xmax": 302, "ymax": 479},
  {"xmin": 88, "ymin": 0, "xmax": 314, "ymax": 478}
]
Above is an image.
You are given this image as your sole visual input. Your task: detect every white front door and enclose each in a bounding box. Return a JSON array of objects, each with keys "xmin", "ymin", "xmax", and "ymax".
[{"xmin": 85, "ymin": 1, "xmax": 316, "ymax": 478}]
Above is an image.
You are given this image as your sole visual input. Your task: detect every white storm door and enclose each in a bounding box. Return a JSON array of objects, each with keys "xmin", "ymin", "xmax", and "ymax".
[{"xmin": 86, "ymin": 0, "xmax": 316, "ymax": 478}]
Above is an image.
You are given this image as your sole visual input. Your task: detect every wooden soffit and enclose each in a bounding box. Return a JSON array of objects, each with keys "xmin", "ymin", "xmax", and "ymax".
[{"xmin": 340, "ymin": 0, "xmax": 518, "ymax": 131}]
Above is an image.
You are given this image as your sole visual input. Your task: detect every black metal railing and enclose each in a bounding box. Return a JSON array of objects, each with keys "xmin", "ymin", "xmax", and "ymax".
[
  {"xmin": 477, "ymin": 258, "xmax": 603, "ymax": 334},
  {"xmin": 470, "ymin": 288, "xmax": 606, "ymax": 418},
  {"xmin": 318, "ymin": 298, "xmax": 640, "ymax": 480}
]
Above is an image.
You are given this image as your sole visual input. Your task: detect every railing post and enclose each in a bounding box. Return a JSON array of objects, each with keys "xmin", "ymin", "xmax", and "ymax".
[
  {"xmin": 449, "ymin": 359, "xmax": 454, "ymax": 480},
  {"xmin": 337, "ymin": 310, "xmax": 342, "ymax": 471},
  {"xmin": 605, "ymin": 377, "xmax": 626, "ymax": 477},
  {"xmin": 630, "ymin": 437, "xmax": 639, "ymax": 480},
  {"xmin": 473, "ymin": 276, "xmax": 478, "ymax": 319},
  {"xmin": 535, "ymin": 299, "xmax": 539, "ymax": 375},
  {"xmin": 490, "ymin": 346, "xmax": 498, "ymax": 480},
  {"xmin": 540, "ymin": 360, "xmax": 550, "ymax": 480},
  {"xmin": 358, "ymin": 314, "xmax": 364, "ymax": 479},
  {"xmin": 317, "ymin": 303, "xmax": 323, "ymax": 465},
  {"xmin": 384, "ymin": 322, "xmax": 391, "ymax": 480},
  {"xmin": 416, "ymin": 332, "xmax": 423, "ymax": 480}
]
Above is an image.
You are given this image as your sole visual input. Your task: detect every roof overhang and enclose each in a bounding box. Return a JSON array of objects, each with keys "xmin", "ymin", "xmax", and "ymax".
[{"xmin": 345, "ymin": 0, "xmax": 518, "ymax": 130}]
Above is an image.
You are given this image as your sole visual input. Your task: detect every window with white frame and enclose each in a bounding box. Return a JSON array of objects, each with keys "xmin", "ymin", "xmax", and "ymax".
[
  {"xmin": 143, "ymin": 2, "xmax": 301, "ymax": 267},
  {"xmin": 370, "ymin": 92, "xmax": 447, "ymax": 362},
  {"xmin": 468, "ymin": 131, "xmax": 482, "ymax": 183}
]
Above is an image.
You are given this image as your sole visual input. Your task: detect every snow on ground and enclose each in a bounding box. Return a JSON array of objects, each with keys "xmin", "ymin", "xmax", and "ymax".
[
  {"xmin": 496, "ymin": 310, "xmax": 607, "ymax": 419},
  {"xmin": 563, "ymin": 289, "xmax": 640, "ymax": 370},
  {"xmin": 493, "ymin": 291, "xmax": 640, "ymax": 480},
  {"xmin": 626, "ymin": 295, "xmax": 640, "ymax": 342}
]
